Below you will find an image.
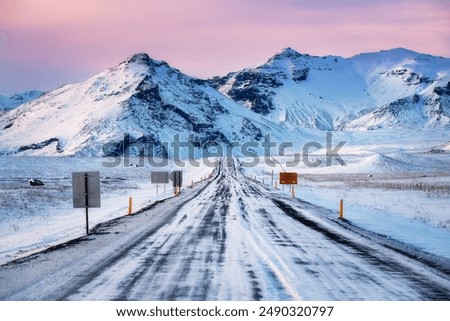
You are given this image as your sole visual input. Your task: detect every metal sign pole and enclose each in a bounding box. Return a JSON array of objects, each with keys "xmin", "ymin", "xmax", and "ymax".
[
  {"xmin": 84, "ymin": 173, "xmax": 89, "ymax": 235},
  {"xmin": 72, "ymin": 171, "xmax": 100, "ymax": 235}
]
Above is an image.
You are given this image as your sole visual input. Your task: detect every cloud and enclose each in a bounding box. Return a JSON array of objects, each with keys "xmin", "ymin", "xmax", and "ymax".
[{"xmin": 0, "ymin": 0, "xmax": 448, "ymax": 92}]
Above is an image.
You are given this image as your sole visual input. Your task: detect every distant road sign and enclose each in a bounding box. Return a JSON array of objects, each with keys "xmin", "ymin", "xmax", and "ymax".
[
  {"xmin": 170, "ymin": 171, "xmax": 183, "ymax": 187},
  {"xmin": 151, "ymin": 171, "xmax": 169, "ymax": 184},
  {"xmin": 280, "ymin": 172, "xmax": 298, "ymax": 185},
  {"xmin": 72, "ymin": 171, "xmax": 101, "ymax": 208}
]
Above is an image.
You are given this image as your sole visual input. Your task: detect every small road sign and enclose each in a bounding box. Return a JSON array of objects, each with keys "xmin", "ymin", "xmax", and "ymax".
[
  {"xmin": 72, "ymin": 171, "xmax": 101, "ymax": 235},
  {"xmin": 72, "ymin": 171, "xmax": 101, "ymax": 208},
  {"xmin": 151, "ymin": 171, "xmax": 169, "ymax": 195},
  {"xmin": 151, "ymin": 171, "xmax": 169, "ymax": 184},
  {"xmin": 280, "ymin": 172, "xmax": 298, "ymax": 184},
  {"xmin": 170, "ymin": 171, "xmax": 183, "ymax": 187}
]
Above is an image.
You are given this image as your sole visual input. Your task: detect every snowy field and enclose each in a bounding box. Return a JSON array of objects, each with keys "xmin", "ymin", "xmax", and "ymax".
[
  {"xmin": 2, "ymin": 158, "xmax": 449, "ymax": 301},
  {"xmin": 241, "ymin": 152, "xmax": 450, "ymax": 260},
  {"xmin": 0, "ymin": 156, "xmax": 214, "ymax": 265},
  {"xmin": 1, "ymin": 150, "xmax": 450, "ymax": 267}
]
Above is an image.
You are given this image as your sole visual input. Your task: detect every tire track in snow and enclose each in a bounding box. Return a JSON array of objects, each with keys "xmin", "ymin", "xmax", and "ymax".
[
  {"xmin": 2, "ymin": 158, "xmax": 450, "ymax": 300},
  {"xmin": 227, "ymin": 172, "xmax": 304, "ymax": 300},
  {"xmin": 270, "ymin": 198, "xmax": 450, "ymax": 300},
  {"xmin": 55, "ymin": 167, "xmax": 222, "ymax": 300},
  {"xmin": 65, "ymin": 161, "xmax": 230, "ymax": 300}
]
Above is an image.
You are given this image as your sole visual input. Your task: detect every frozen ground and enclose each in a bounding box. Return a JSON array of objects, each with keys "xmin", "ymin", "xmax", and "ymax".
[
  {"xmin": 1, "ymin": 158, "xmax": 449, "ymax": 300},
  {"xmin": 241, "ymin": 152, "xmax": 450, "ymax": 260},
  {"xmin": 1, "ymin": 152, "xmax": 449, "ymax": 266},
  {"xmin": 0, "ymin": 156, "xmax": 214, "ymax": 265},
  {"xmin": 0, "ymin": 153, "xmax": 449, "ymax": 300}
]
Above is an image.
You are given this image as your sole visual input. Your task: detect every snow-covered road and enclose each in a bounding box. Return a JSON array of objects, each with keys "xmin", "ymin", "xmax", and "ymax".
[{"xmin": 1, "ymin": 158, "xmax": 449, "ymax": 300}]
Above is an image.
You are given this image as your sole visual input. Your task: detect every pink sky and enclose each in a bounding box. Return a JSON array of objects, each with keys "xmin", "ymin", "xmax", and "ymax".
[{"xmin": 0, "ymin": 0, "xmax": 449, "ymax": 93}]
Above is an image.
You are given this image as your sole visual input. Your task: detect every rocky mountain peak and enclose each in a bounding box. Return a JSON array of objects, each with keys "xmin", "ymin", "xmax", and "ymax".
[
  {"xmin": 269, "ymin": 47, "xmax": 304, "ymax": 62},
  {"xmin": 125, "ymin": 53, "xmax": 152, "ymax": 65}
]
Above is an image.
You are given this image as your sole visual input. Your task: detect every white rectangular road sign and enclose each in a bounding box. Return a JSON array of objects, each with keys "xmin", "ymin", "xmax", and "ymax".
[{"xmin": 72, "ymin": 171, "xmax": 101, "ymax": 208}]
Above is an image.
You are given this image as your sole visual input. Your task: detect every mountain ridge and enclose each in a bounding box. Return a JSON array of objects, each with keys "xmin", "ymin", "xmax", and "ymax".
[
  {"xmin": 0, "ymin": 52, "xmax": 311, "ymax": 156},
  {"xmin": 211, "ymin": 47, "xmax": 450, "ymax": 130},
  {"xmin": 1, "ymin": 48, "xmax": 449, "ymax": 156},
  {"xmin": 0, "ymin": 90, "xmax": 44, "ymax": 111}
]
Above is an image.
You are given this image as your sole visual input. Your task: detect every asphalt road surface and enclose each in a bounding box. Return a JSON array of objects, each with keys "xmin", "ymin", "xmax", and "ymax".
[{"xmin": 1, "ymin": 158, "xmax": 449, "ymax": 300}]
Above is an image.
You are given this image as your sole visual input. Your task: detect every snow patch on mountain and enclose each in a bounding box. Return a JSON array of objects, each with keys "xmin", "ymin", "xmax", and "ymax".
[
  {"xmin": 351, "ymin": 48, "xmax": 449, "ymax": 105},
  {"xmin": 0, "ymin": 91, "xmax": 43, "ymax": 111},
  {"xmin": 427, "ymin": 141, "xmax": 450, "ymax": 154},
  {"xmin": 211, "ymin": 48, "xmax": 375, "ymax": 130},
  {"xmin": 212, "ymin": 47, "xmax": 450, "ymax": 131}
]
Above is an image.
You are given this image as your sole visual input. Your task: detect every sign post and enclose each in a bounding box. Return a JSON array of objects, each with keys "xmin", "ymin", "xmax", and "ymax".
[
  {"xmin": 84, "ymin": 173, "xmax": 89, "ymax": 234},
  {"xmin": 339, "ymin": 199, "xmax": 344, "ymax": 219},
  {"xmin": 170, "ymin": 171, "xmax": 183, "ymax": 195},
  {"xmin": 279, "ymin": 172, "xmax": 298, "ymax": 197},
  {"xmin": 279, "ymin": 172, "xmax": 298, "ymax": 185},
  {"xmin": 72, "ymin": 171, "xmax": 101, "ymax": 235},
  {"xmin": 151, "ymin": 172, "xmax": 169, "ymax": 195}
]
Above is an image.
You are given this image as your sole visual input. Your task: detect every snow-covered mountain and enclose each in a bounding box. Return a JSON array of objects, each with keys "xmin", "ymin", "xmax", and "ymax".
[
  {"xmin": 341, "ymin": 88, "xmax": 450, "ymax": 130},
  {"xmin": 0, "ymin": 90, "xmax": 43, "ymax": 111},
  {"xmin": 1, "ymin": 48, "xmax": 449, "ymax": 156},
  {"xmin": 0, "ymin": 53, "xmax": 307, "ymax": 156},
  {"xmin": 427, "ymin": 140, "xmax": 450, "ymax": 154},
  {"xmin": 211, "ymin": 48, "xmax": 450, "ymax": 130}
]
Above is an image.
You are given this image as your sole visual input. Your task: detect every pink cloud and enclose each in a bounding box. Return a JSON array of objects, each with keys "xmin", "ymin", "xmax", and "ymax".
[{"xmin": 0, "ymin": 0, "xmax": 448, "ymax": 93}]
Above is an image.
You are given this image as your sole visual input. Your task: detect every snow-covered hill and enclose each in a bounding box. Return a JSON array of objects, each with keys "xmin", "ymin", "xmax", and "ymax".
[
  {"xmin": 0, "ymin": 53, "xmax": 309, "ymax": 156},
  {"xmin": 211, "ymin": 48, "xmax": 450, "ymax": 131},
  {"xmin": 1, "ymin": 48, "xmax": 449, "ymax": 156},
  {"xmin": 427, "ymin": 140, "xmax": 450, "ymax": 153},
  {"xmin": 0, "ymin": 91, "xmax": 43, "ymax": 111},
  {"xmin": 341, "ymin": 90, "xmax": 450, "ymax": 130}
]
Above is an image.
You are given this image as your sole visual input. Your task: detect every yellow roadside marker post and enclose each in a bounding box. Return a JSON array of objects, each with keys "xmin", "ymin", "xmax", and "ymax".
[{"xmin": 128, "ymin": 196, "xmax": 133, "ymax": 215}]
